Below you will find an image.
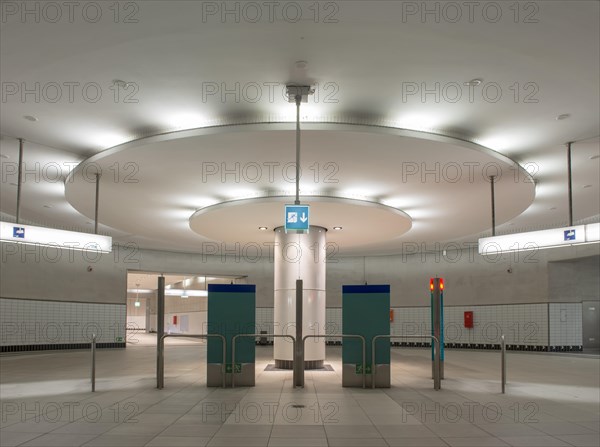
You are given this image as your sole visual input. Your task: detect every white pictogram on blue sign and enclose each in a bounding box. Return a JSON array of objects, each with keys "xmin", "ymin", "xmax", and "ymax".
[{"xmin": 285, "ymin": 205, "xmax": 309, "ymax": 232}]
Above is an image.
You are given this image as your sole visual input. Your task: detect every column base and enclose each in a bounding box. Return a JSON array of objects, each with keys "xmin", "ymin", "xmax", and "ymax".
[{"xmin": 275, "ymin": 359, "xmax": 324, "ymax": 370}]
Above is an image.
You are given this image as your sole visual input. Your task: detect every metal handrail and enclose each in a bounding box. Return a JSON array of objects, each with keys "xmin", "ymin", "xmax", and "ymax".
[
  {"xmin": 501, "ymin": 334, "xmax": 506, "ymax": 393},
  {"xmin": 302, "ymin": 334, "xmax": 367, "ymax": 388},
  {"xmin": 90, "ymin": 333, "xmax": 96, "ymax": 392},
  {"xmin": 157, "ymin": 334, "xmax": 226, "ymax": 389},
  {"xmin": 231, "ymin": 334, "xmax": 296, "ymax": 388},
  {"xmin": 372, "ymin": 335, "xmax": 441, "ymax": 390}
]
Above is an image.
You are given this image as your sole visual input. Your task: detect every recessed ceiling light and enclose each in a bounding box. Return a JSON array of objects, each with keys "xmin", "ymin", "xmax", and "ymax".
[
  {"xmin": 258, "ymin": 226, "xmax": 268, "ymax": 231},
  {"xmin": 590, "ymin": 155, "xmax": 600, "ymax": 160},
  {"xmin": 466, "ymin": 78, "xmax": 483, "ymax": 86},
  {"xmin": 556, "ymin": 114, "xmax": 570, "ymax": 120},
  {"xmin": 333, "ymin": 226, "xmax": 343, "ymax": 230},
  {"xmin": 23, "ymin": 115, "xmax": 38, "ymax": 122},
  {"xmin": 583, "ymin": 184, "xmax": 592, "ymax": 188}
]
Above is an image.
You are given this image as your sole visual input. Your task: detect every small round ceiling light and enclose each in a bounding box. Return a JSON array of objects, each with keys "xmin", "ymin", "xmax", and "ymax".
[
  {"xmin": 333, "ymin": 226, "xmax": 343, "ymax": 230},
  {"xmin": 258, "ymin": 226, "xmax": 268, "ymax": 231}
]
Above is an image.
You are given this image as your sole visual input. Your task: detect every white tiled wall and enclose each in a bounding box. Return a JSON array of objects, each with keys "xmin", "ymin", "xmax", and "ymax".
[
  {"xmin": 0, "ymin": 298, "xmax": 126, "ymax": 346},
  {"xmin": 4, "ymin": 300, "xmax": 575, "ymax": 349},
  {"xmin": 256, "ymin": 307, "xmax": 275, "ymax": 336},
  {"xmin": 325, "ymin": 308, "xmax": 342, "ymax": 342},
  {"xmin": 255, "ymin": 303, "xmax": 583, "ymax": 348},
  {"xmin": 321, "ymin": 304, "xmax": 550, "ymax": 346},
  {"xmin": 549, "ymin": 303, "xmax": 582, "ymax": 346}
]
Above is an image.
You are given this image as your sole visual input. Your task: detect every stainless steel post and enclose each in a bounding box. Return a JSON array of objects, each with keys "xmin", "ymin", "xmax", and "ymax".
[
  {"xmin": 501, "ymin": 334, "xmax": 506, "ymax": 394},
  {"xmin": 94, "ymin": 173, "xmax": 100, "ymax": 234},
  {"xmin": 433, "ymin": 335, "xmax": 441, "ymax": 391},
  {"xmin": 567, "ymin": 142, "xmax": 573, "ymax": 226},
  {"xmin": 91, "ymin": 333, "xmax": 96, "ymax": 392},
  {"xmin": 490, "ymin": 175, "xmax": 496, "ymax": 236},
  {"xmin": 431, "ymin": 278, "xmax": 444, "ymax": 380},
  {"xmin": 16, "ymin": 138, "xmax": 24, "ymax": 224},
  {"xmin": 294, "ymin": 94, "xmax": 301, "ymax": 205},
  {"xmin": 156, "ymin": 276, "xmax": 165, "ymax": 389},
  {"xmin": 295, "ymin": 279, "xmax": 303, "ymax": 388}
]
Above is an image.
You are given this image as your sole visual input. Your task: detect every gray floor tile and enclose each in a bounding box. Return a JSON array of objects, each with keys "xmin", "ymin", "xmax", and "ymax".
[
  {"xmin": 498, "ymin": 435, "xmax": 571, "ymax": 446},
  {"xmin": 386, "ymin": 438, "xmax": 450, "ymax": 447},
  {"xmin": 144, "ymin": 436, "xmax": 212, "ymax": 446},
  {"xmin": 20, "ymin": 433, "xmax": 98, "ymax": 446}
]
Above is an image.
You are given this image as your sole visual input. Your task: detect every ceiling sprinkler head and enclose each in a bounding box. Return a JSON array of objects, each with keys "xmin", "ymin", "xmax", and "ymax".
[
  {"xmin": 112, "ymin": 79, "xmax": 128, "ymax": 88},
  {"xmin": 286, "ymin": 85, "xmax": 314, "ymax": 103}
]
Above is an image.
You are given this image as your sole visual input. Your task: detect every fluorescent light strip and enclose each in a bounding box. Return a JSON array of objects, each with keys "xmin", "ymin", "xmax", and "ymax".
[
  {"xmin": 479, "ymin": 223, "xmax": 600, "ymax": 255},
  {"xmin": 164, "ymin": 289, "xmax": 208, "ymax": 297},
  {"xmin": 1, "ymin": 221, "xmax": 112, "ymax": 253}
]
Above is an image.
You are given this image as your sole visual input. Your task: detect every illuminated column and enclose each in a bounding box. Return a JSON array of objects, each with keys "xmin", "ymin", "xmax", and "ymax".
[{"xmin": 274, "ymin": 226, "xmax": 326, "ymax": 369}]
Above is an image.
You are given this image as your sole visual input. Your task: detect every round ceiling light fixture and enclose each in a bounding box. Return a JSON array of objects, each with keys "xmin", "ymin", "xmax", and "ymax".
[
  {"xmin": 258, "ymin": 226, "xmax": 268, "ymax": 230},
  {"xmin": 333, "ymin": 226, "xmax": 343, "ymax": 230},
  {"xmin": 466, "ymin": 78, "xmax": 483, "ymax": 86}
]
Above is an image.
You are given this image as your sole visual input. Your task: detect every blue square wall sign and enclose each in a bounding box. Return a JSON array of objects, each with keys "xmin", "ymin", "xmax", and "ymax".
[
  {"xmin": 564, "ymin": 229, "xmax": 576, "ymax": 241},
  {"xmin": 284, "ymin": 204, "xmax": 310, "ymax": 232},
  {"xmin": 13, "ymin": 227, "xmax": 25, "ymax": 238}
]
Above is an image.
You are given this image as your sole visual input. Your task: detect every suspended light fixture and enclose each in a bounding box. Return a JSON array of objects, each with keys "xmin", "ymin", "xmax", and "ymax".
[
  {"xmin": 0, "ymin": 138, "xmax": 112, "ymax": 252},
  {"xmin": 134, "ymin": 283, "xmax": 141, "ymax": 308},
  {"xmin": 165, "ymin": 289, "xmax": 207, "ymax": 297},
  {"xmin": 479, "ymin": 142, "xmax": 599, "ymax": 255},
  {"xmin": 181, "ymin": 277, "xmax": 189, "ymax": 299}
]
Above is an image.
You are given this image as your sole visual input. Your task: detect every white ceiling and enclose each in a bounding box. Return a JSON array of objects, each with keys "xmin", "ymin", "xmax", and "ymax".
[{"xmin": 1, "ymin": 1, "xmax": 599, "ymax": 256}]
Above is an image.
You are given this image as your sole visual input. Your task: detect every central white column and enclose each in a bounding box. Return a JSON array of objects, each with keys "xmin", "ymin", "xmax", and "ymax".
[{"xmin": 274, "ymin": 226, "xmax": 326, "ymax": 369}]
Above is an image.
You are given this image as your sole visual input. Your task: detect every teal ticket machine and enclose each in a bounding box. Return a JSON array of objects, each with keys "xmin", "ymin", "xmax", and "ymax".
[
  {"xmin": 342, "ymin": 285, "xmax": 390, "ymax": 387},
  {"xmin": 207, "ymin": 284, "xmax": 256, "ymax": 387}
]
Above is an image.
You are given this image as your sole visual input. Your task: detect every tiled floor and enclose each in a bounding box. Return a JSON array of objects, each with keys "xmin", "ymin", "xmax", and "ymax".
[{"xmin": 1, "ymin": 337, "xmax": 598, "ymax": 447}]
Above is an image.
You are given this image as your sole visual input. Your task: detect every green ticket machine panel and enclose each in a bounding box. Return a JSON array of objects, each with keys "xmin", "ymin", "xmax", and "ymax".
[
  {"xmin": 342, "ymin": 285, "xmax": 390, "ymax": 387},
  {"xmin": 207, "ymin": 284, "xmax": 256, "ymax": 387}
]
